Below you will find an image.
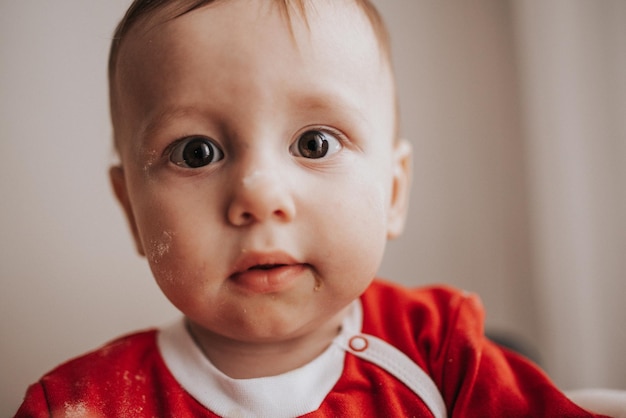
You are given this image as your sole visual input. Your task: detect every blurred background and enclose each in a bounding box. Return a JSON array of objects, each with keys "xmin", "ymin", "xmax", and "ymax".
[{"xmin": 1, "ymin": 1, "xmax": 624, "ymax": 415}]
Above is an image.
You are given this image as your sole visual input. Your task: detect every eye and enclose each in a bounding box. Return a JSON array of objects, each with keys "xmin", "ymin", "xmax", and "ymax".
[
  {"xmin": 170, "ymin": 136, "xmax": 224, "ymax": 168},
  {"xmin": 290, "ymin": 130, "xmax": 342, "ymax": 159}
]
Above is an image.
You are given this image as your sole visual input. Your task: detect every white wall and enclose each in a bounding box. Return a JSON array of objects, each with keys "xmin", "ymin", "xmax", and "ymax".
[
  {"xmin": 375, "ymin": 0, "xmax": 539, "ymax": 351},
  {"xmin": 0, "ymin": 2, "xmax": 180, "ymax": 415},
  {"xmin": 1, "ymin": 1, "xmax": 624, "ymax": 415},
  {"xmin": 511, "ymin": 0, "xmax": 626, "ymax": 389}
]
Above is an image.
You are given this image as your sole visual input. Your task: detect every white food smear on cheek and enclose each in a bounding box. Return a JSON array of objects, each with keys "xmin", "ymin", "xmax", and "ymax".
[
  {"xmin": 139, "ymin": 149, "xmax": 160, "ymax": 185},
  {"xmin": 142, "ymin": 149, "xmax": 159, "ymax": 173},
  {"xmin": 148, "ymin": 230, "xmax": 173, "ymax": 264},
  {"xmin": 148, "ymin": 231, "xmax": 181, "ymax": 285}
]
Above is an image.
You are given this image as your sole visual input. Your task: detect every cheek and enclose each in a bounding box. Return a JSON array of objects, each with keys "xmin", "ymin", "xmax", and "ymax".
[
  {"xmin": 310, "ymin": 169, "xmax": 390, "ymax": 279},
  {"xmin": 146, "ymin": 230, "xmax": 175, "ymax": 266},
  {"xmin": 331, "ymin": 160, "xmax": 391, "ymax": 229},
  {"xmin": 141, "ymin": 221, "xmax": 216, "ymax": 314},
  {"xmin": 130, "ymin": 184, "xmax": 213, "ymax": 291},
  {"xmin": 139, "ymin": 216, "xmax": 189, "ymax": 296}
]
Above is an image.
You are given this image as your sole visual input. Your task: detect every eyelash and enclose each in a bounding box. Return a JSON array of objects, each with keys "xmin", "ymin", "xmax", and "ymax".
[
  {"xmin": 165, "ymin": 127, "xmax": 345, "ymax": 169},
  {"xmin": 168, "ymin": 136, "xmax": 224, "ymax": 169},
  {"xmin": 289, "ymin": 128, "xmax": 343, "ymax": 159}
]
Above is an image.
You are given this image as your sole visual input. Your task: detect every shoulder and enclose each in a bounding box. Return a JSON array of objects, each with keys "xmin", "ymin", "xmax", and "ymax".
[
  {"xmin": 361, "ymin": 279, "xmax": 484, "ymax": 332},
  {"xmin": 363, "ymin": 278, "xmax": 477, "ymax": 303},
  {"xmin": 16, "ymin": 329, "xmax": 160, "ymax": 417},
  {"xmin": 18, "ymin": 328, "xmax": 168, "ymax": 417},
  {"xmin": 16, "ymin": 324, "xmax": 222, "ymax": 417},
  {"xmin": 358, "ymin": 279, "xmax": 486, "ymax": 368},
  {"xmin": 41, "ymin": 328, "xmax": 159, "ymax": 385},
  {"xmin": 360, "ymin": 281, "xmax": 601, "ymax": 416}
]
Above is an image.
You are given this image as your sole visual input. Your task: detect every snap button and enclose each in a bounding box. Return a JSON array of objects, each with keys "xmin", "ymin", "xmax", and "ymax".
[{"xmin": 349, "ymin": 335, "xmax": 369, "ymax": 352}]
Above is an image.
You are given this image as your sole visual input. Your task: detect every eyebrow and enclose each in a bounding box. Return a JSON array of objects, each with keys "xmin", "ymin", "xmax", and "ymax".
[
  {"xmin": 291, "ymin": 91, "xmax": 370, "ymax": 131},
  {"xmin": 139, "ymin": 106, "xmax": 208, "ymax": 142},
  {"xmin": 136, "ymin": 88, "xmax": 370, "ymax": 147}
]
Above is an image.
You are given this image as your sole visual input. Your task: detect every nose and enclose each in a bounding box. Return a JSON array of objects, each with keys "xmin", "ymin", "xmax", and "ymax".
[{"xmin": 227, "ymin": 166, "xmax": 296, "ymax": 226}]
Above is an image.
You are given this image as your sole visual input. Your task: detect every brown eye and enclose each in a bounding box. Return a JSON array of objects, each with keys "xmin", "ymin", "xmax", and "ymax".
[
  {"xmin": 291, "ymin": 130, "xmax": 341, "ymax": 159},
  {"xmin": 170, "ymin": 136, "xmax": 224, "ymax": 168}
]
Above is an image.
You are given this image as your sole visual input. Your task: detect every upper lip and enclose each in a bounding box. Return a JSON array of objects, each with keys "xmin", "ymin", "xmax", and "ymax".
[{"xmin": 229, "ymin": 251, "xmax": 302, "ymax": 277}]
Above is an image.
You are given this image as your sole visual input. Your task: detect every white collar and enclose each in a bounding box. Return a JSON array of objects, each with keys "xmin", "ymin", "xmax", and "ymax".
[{"xmin": 157, "ymin": 300, "xmax": 363, "ymax": 417}]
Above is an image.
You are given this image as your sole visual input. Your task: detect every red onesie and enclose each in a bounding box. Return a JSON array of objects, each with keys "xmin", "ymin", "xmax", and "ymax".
[{"xmin": 15, "ymin": 280, "xmax": 603, "ymax": 417}]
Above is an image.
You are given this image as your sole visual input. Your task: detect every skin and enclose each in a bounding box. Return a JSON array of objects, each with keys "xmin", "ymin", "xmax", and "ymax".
[{"xmin": 110, "ymin": 0, "xmax": 411, "ymax": 378}]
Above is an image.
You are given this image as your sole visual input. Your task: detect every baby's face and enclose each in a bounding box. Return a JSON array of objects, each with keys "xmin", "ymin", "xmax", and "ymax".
[{"xmin": 111, "ymin": 0, "xmax": 410, "ymax": 343}]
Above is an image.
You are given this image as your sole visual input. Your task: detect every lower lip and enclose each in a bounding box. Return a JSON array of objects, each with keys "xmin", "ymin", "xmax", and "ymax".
[{"xmin": 230, "ymin": 264, "xmax": 308, "ymax": 294}]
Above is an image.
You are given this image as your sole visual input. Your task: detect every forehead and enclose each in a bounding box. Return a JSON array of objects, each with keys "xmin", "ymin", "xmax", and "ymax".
[
  {"xmin": 109, "ymin": 0, "xmax": 391, "ymax": 81},
  {"xmin": 112, "ymin": 0, "xmax": 395, "ymax": 150},
  {"xmin": 119, "ymin": 0, "xmax": 382, "ymax": 59}
]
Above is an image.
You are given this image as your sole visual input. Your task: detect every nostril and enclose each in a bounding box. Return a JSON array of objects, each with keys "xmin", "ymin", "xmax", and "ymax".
[{"xmin": 273, "ymin": 209, "xmax": 286, "ymax": 218}]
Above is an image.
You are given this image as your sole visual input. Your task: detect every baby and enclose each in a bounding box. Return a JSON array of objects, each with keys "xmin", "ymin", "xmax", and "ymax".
[{"xmin": 16, "ymin": 0, "xmax": 605, "ymax": 416}]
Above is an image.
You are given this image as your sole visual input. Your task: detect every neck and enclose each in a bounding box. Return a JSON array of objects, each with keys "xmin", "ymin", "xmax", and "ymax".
[{"xmin": 186, "ymin": 310, "xmax": 348, "ymax": 379}]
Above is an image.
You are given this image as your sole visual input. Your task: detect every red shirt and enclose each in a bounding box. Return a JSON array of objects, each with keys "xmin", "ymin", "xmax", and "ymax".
[{"xmin": 15, "ymin": 280, "xmax": 603, "ymax": 417}]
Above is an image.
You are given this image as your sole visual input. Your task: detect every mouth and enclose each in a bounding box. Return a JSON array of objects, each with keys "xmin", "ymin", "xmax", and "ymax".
[
  {"xmin": 229, "ymin": 252, "xmax": 308, "ymax": 294},
  {"xmin": 230, "ymin": 251, "xmax": 301, "ymax": 276},
  {"xmin": 248, "ymin": 264, "xmax": 287, "ymax": 271}
]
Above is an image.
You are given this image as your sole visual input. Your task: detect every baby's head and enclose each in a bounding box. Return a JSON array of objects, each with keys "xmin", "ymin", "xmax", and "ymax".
[{"xmin": 108, "ymin": 0, "xmax": 411, "ymax": 345}]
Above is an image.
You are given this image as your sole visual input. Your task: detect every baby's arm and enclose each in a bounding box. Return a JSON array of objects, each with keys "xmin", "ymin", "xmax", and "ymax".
[{"xmin": 433, "ymin": 292, "xmax": 607, "ymax": 417}]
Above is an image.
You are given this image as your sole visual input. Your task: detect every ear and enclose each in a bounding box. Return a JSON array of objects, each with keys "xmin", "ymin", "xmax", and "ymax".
[
  {"xmin": 109, "ymin": 166, "xmax": 145, "ymax": 256},
  {"xmin": 387, "ymin": 139, "xmax": 412, "ymax": 239}
]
